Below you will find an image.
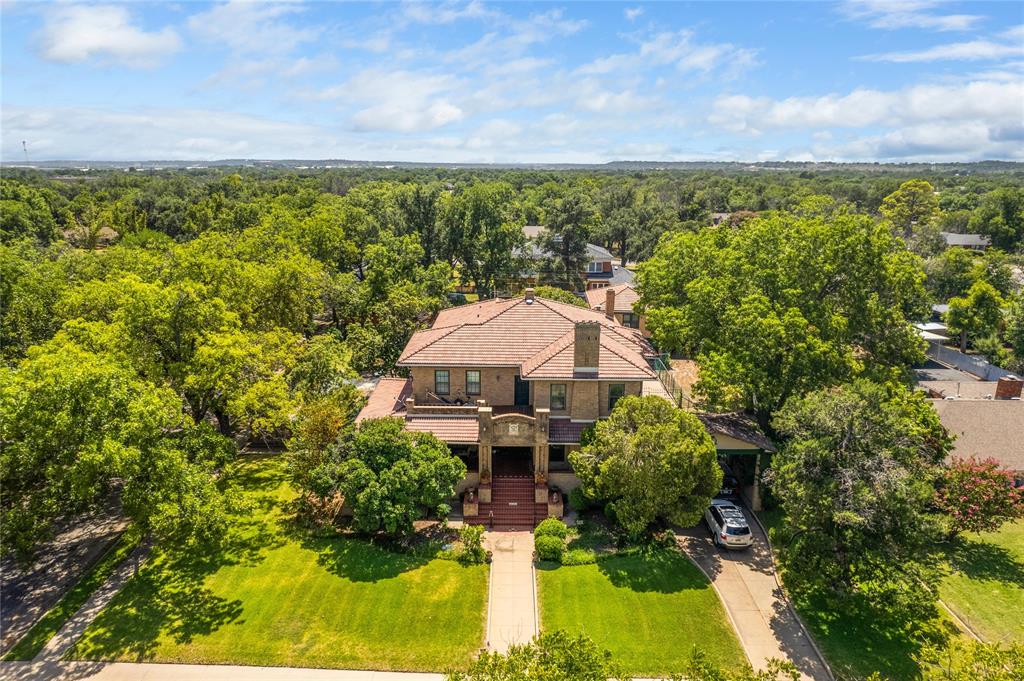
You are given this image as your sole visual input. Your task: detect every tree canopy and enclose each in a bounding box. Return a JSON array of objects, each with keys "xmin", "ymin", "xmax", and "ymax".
[
  {"xmin": 638, "ymin": 211, "xmax": 929, "ymax": 426},
  {"xmin": 570, "ymin": 396, "xmax": 720, "ymax": 537}
]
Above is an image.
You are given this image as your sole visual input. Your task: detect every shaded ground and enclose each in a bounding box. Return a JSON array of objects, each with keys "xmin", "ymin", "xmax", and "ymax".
[
  {"xmin": 939, "ymin": 521, "xmax": 1024, "ymax": 643},
  {"xmin": 758, "ymin": 509, "xmax": 962, "ymax": 680},
  {"xmin": 69, "ymin": 454, "xmax": 488, "ymax": 672},
  {"xmin": 676, "ymin": 510, "xmax": 830, "ymax": 681},
  {"xmin": 536, "ymin": 547, "xmax": 744, "ymax": 675},
  {"xmin": 1, "ymin": 498, "xmax": 127, "ymax": 655}
]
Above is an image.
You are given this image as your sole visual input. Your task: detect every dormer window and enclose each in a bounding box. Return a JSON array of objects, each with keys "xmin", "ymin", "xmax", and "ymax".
[{"xmin": 587, "ymin": 261, "xmax": 604, "ymax": 273}]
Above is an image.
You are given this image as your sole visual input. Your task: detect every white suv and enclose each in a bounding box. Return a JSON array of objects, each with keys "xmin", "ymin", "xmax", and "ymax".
[{"xmin": 704, "ymin": 499, "xmax": 753, "ymax": 549}]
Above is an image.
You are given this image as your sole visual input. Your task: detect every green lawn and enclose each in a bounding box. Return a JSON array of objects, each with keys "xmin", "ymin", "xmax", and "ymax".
[
  {"xmin": 69, "ymin": 454, "xmax": 488, "ymax": 671},
  {"xmin": 537, "ymin": 548, "xmax": 745, "ymax": 675},
  {"xmin": 939, "ymin": 521, "xmax": 1024, "ymax": 643},
  {"xmin": 758, "ymin": 509, "xmax": 962, "ymax": 680}
]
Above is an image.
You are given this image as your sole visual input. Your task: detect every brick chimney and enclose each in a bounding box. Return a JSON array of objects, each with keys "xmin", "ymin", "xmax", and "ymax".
[
  {"xmin": 525, "ymin": 287, "xmax": 535, "ymax": 304},
  {"xmin": 574, "ymin": 321, "xmax": 600, "ymax": 374},
  {"xmin": 605, "ymin": 287, "xmax": 616, "ymax": 321},
  {"xmin": 995, "ymin": 375, "xmax": 1023, "ymax": 399}
]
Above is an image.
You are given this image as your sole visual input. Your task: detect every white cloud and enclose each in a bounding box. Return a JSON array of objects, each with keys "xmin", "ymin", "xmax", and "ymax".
[
  {"xmin": 319, "ymin": 69, "xmax": 466, "ymax": 132},
  {"xmin": 709, "ymin": 78, "xmax": 1024, "ymax": 133},
  {"xmin": 401, "ymin": 0, "xmax": 497, "ymax": 25},
  {"xmin": 36, "ymin": 4, "xmax": 181, "ymax": 66},
  {"xmin": 577, "ymin": 29, "xmax": 758, "ymax": 79},
  {"xmin": 860, "ymin": 38, "xmax": 1024, "ymax": 62},
  {"xmin": 842, "ymin": 0, "xmax": 984, "ymax": 31},
  {"xmin": 3, "ymin": 105, "xmax": 323, "ymax": 160},
  {"xmin": 188, "ymin": 1, "xmax": 319, "ymax": 55},
  {"xmin": 624, "ymin": 7, "xmax": 644, "ymax": 22}
]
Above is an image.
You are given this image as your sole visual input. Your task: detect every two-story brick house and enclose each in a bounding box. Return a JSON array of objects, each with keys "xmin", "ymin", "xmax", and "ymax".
[{"xmin": 357, "ymin": 288, "xmax": 668, "ymax": 525}]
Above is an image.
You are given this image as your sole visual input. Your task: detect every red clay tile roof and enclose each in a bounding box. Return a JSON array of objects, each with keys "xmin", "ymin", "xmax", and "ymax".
[
  {"xmin": 549, "ymin": 418, "xmax": 592, "ymax": 443},
  {"xmin": 403, "ymin": 416, "xmax": 480, "ymax": 443},
  {"xmin": 356, "ymin": 377, "xmax": 411, "ymax": 422},
  {"xmin": 520, "ymin": 329, "xmax": 655, "ymax": 380},
  {"xmin": 398, "ymin": 296, "xmax": 655, "ymax": 370},
  {"xmin": 586, "ymin": 283, "xmax": 641, "ymax": 313}
]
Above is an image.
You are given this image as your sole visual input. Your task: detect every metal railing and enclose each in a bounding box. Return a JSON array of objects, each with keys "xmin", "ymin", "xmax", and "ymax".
[{"xmin": 649, "ymin": 354, "xmax": 697, "ymax": 409}]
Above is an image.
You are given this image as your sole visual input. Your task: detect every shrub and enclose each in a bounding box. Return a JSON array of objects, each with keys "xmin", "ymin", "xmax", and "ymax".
[
  {"xmin": 535, "ymin": 535, "xmax": 564, "ymax": 562},
  {"xmin": 568, "ymin": 487, "xmax": 595, "ymax": 513},
  {"xmin": 535, "ymin": 518, "xmax": 568, "ymax": 539},
  {"xmin": 457, "ymin": 524, "xmax": 488, "ymax": 565},
  {"xmin": 561, "ymin": 548, "xmax": 597, "ymax": 566}
]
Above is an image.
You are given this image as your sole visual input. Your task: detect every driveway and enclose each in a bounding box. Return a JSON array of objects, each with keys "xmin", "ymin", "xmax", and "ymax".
[{"xmin": 676, "ymin": 505, "xmax": 832, "ymax": 681}]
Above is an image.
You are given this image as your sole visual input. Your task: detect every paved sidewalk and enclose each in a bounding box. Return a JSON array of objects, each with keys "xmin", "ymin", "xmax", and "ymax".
[
  {"xmin": 483, "ymin": 531, "xmax": 537, "ymax": 653},
  {"xmin": 0, "ymin": 661, "xmax": 444, "ymax": 681},
  {"xmin": 677, "ymin": 511, "xmax": 831, "ymax": 681},
  {"xmin": 35, "ymin": 543, "xmax": 150, "ymax": 661}
]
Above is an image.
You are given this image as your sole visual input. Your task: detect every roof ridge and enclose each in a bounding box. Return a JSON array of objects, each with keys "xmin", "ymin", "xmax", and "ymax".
[
  {"xmin": 600, "ymin": 332, "xmax": 655, "ymax": 377},
  {"xmin": 521, "ymin": 328, "xmax": 576, "ymax": 376}
]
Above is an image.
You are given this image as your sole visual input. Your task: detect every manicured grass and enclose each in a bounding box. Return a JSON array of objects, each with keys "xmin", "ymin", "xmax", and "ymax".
[
  {"xmin": 939, "ymin": 521, "xmax": 1024, "ymax": 643},
  {"xmin": 758, "ymin": 509, "xmax": 961, "ymax": 680},
  {"xmin": 537, "ymin": 548, "xmax": 745, "ymax": 675},
  {"xmin": 69, "ymin": 454, "xmax": 488, "ymax": 671},
  {"xmin": 3, "ymin": 527, "xmax": 142, "ymax": 661}
]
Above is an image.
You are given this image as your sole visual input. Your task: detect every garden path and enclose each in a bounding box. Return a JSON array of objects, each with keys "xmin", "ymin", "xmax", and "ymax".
[{"xmin": 483, "ymin": 531, "xmax": 538, "ymax": 653}]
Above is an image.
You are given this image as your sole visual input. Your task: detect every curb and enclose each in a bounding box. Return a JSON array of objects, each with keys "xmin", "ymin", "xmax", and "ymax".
[
  {"xmin": 937, "ymin": 598, "xmax": 983, "ymax": 642},
  {"xmin": 743, "ymin": 504, "xmax": 836, "ymax": 681}
]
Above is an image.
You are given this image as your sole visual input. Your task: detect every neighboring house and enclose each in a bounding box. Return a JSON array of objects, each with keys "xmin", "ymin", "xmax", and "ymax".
[
  {"xmin": 940, "ymin": 232, "xmax": 991, "ymax": 250},
  {"xmin": 356, "ymin": 287, "xmax": 776, "ymax": 525},
  {"xmin": 926, "ymin": 375, "xmax": 1024, "ymax": 480},
  {"xmin": 520, "ymin": 225, "xmax": 635, "ymax": 292},
  {"xmin": 585, "ymin": 283, "xmax": 649, "ymax": 336}
]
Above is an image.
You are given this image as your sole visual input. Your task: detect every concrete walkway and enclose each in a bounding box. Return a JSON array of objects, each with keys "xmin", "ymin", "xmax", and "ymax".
[
  {"xmin": 483, "ymin": 531, "xmax": 537, "ymax": 653},
  {"xmin": 677, "ymin": 509, "xmax": 832, "ymax": 681},
  {"xmin": 34, "ymin": 543, "xmax": 150, "ymax": 661},
  {"xmin": 0, "ymin": 661, "xmax": 443, "ymax": 681}
]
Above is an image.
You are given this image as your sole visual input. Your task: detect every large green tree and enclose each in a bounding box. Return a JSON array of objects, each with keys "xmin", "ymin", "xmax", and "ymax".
[
  {"xmin": 880, "ymin": 179, "xmax": 940, "ymax": 240},
  {"xmin": 329, "ymin": 418, "xmax": 466, "ymax": 536},
  {"xmin": 768, "ymin": 380, "xmax": 952, "ymax": 611},
  {"xmin": 639, "ymin": 211, "xmax": 928, "ymax": 426},
  {"xmin": 537, "ymin": 189, "xmax": 599, "ymax": 291},
  {"xmin": 0, "ymin": 337, "xmax": 235, "ymax": 559},
  {"xmin": 946, "ymin": 280, "xmax": 1005, "ymax": 352},
  {"xmin": 569, "ymin": 396, "xmax": 720, "ymax": 537}
]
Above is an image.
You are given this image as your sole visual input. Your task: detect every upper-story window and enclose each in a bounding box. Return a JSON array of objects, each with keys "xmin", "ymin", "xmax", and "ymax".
[
  {"xmin": 466, "ymin": 370, "xmax": 481, "ymax": 395},
  {"xmin": 550, "ymin": 383, "xmax": 567, "ymax": 410},
  {"xmin": 435, "ymin": 369, "xmax": 450, "ymax": 395},
  {"xmin": 608, "ymin": 383, "xmax": 625, "ymax": 411},
  {"xmin": 620, "ymin": 312, "xmax": 639, "ymax": 329},
  {"xmin": 587, "ymin": 261, "xmax": 604, "ymax": 273}
]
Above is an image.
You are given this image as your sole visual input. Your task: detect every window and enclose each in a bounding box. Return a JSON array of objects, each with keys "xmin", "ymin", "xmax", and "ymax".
[
  {"xmin": 608, "ymin": 383, "xmax": 625, "ymax": 411},
  {"xmin": 549, "ymin": 445, "xmax": 569, "ymax": 471},
  {"xmin": 587, "ymin": 261, "xmax": 604, "ymax": 273},
  {"xmin": 434, "ymin": 369, "xmax": 450, "ymax": 395},
  {"xmin": 620, "ymin": 312, "xmax": 639, "ymax": 329},
  {"xmin": 550, "ymin": 384, "xmax": 567, "ymax": 410},
  {"xmin": 466, "ymin": 370, "xmax": 481, "ymax": 395}
]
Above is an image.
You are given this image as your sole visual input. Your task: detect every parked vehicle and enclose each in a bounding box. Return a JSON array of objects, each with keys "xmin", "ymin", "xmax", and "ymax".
[
  {"xmin": 704, "ymin": 499, "xmax": 753, "ymax": 549},
  {"xmin": 717, "ymin": 461, "xmax": 740, "ymax": 499}
]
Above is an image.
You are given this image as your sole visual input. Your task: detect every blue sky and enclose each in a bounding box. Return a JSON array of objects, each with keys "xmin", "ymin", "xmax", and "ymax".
[{"xmin": 2, "ymin": 1, "xmax": 1022, "ymax": 162}]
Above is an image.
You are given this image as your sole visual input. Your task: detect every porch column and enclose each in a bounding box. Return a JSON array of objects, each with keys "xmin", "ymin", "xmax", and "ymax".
[
  {"xmin": 478, "ymin": 406, "xmax": 493, "ymax": 479},
  {"xmin": 534, "ymin": 408, "xmax": 550, "ymax": 479},
  {"xmin": 751, "ymin": 451, "xmax": 763, "ymax": 512}
]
